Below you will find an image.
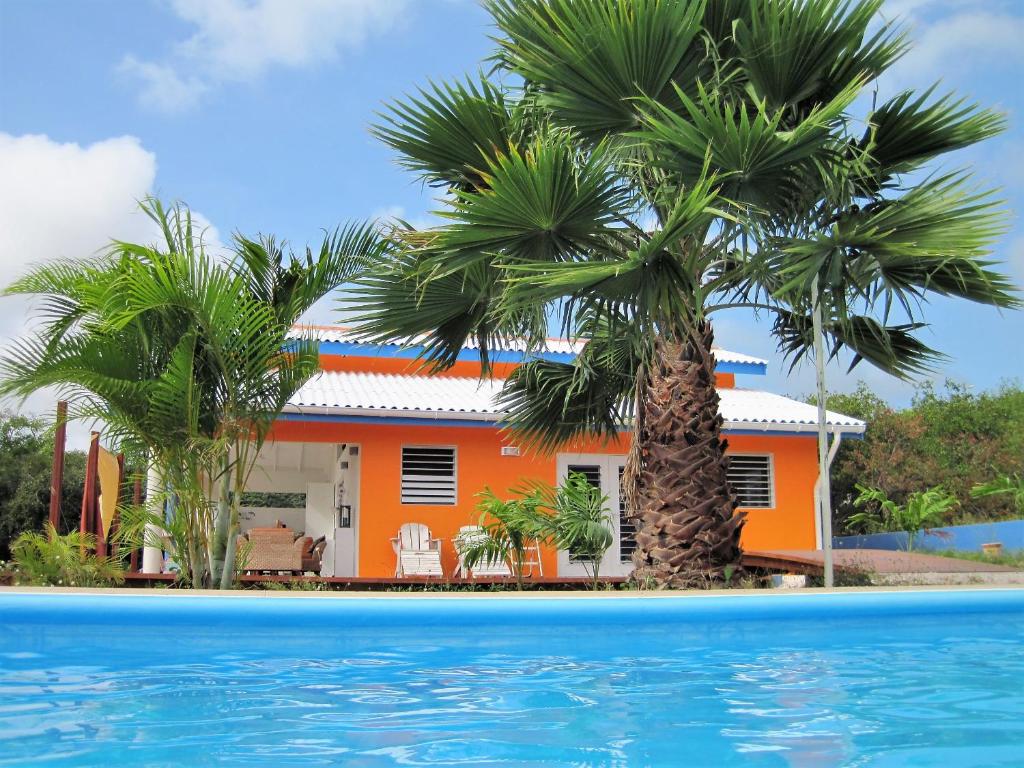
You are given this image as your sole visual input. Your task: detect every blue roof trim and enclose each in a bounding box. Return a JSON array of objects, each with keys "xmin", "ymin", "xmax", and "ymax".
[
  {"xmin": 276, "ymin": 412, "xmax": 860, "ymax": 437},
  {"xmin": 315, "ymin": 340, "xmax": 766, "ymax": 375},
  {"xmin": 718, "ymin": 360, "xmax": 768, "ymax": 375}
]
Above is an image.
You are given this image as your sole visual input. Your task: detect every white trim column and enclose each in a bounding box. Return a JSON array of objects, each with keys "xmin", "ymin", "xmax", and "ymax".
[{"xmin": 141, "ymin": 463, "xmax": 164, "ymax": 574}]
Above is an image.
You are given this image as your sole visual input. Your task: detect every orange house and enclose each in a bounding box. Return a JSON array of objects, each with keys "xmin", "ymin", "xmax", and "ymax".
[{"xmin": 242, "ymin": 327, "xmax": 864, "ymax": 579}]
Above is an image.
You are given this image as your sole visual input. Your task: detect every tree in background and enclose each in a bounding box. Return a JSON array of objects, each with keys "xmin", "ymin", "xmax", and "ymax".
[
  {"xmin": 0, "ymin": 412, "xmax": 85, "ymax": 559},
  {"xmin": 818, "ymin": 381, "xmax": 1024, "ymax": 532},
  {"xmin": 355, "ymin": 0, "xmax": 1017, "ymax": 586}
]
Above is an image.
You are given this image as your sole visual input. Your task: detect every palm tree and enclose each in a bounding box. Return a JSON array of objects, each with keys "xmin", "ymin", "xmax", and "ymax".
[
  {"xmin": 1, "ymin": 199, "xmax": 385, "ymax": 587},
  {"xmin": 352, "ymin": 0, "xmax": 1018, "ymax": 587},
  {"xmin": 850, "ymin": 485, "xmax": 957, "ymax": 551},
  {"xmin": 464, "ymin": 487, "xmax": 548, "ymax": 590}
]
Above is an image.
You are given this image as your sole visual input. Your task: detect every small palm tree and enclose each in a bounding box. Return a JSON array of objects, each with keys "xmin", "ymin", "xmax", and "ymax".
[
  {"xmin": 463, "ymin": 475, "xmax": 615, "ymax": 590},
  {"xmin": 354, "ymin": 0, "xmax": 1018, "ymax": 587},
  {"xmin": 1, "ymin": 199, "xmax": 385, "ymax": 588},
  {"xmin": 546, "ymin": 473, "xmax": 615, "ymax": 590},
  {"xmin": 850, "ymin": 485, "xmax": 957, "ymax": 550},
  {"xmin": 462, "ymin": 487, "xmax": 548, "ymax": 590}
]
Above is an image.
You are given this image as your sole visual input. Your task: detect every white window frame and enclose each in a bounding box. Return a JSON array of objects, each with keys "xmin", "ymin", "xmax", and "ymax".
[
  {"xmin": 400, "ymin": 445, "xmax": 458, "ymax": 506},
  {"xmin": 727, "ymin": 452, "xmax": 775, "ymax": 509}
]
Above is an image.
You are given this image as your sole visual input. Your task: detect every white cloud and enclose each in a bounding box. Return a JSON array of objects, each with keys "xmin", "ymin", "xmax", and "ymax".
[
  {"xmin": 885, "ymin": 2, "xmax": 1024, "ymax": 86},
  {"xmin": 0, "ymin": 133, "xmax": 221, "ymax": 437},
  {"xmin": 0, "ymin": 134, "xmax": 158, "ymax": 294},
  {"xmin": 118, "ymin": 56, "xmax": 208, "ymax": 114},
  {"xmin": 121, "ymin": 0, "xmax": 410, "ymax": 113}
]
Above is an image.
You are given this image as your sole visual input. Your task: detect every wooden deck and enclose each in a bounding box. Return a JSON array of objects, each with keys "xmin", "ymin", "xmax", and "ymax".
[
  {"xmin": 119, "ymin": 549, "xmax": 1016, "ymax": 587},
  {"xmin": 742, "ymin": 548, "xmax": 1017, "ymax": 575},
  {"xmin": 121, "ymin": 572, "xmax": 629, "ymax": 589}
]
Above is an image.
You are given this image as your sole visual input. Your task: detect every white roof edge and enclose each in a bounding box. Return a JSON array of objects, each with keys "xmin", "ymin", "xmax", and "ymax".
[
  {"xmin": 282, "ymin": 404, "xmax": 499, "ymax": 422},
  {"xmin": 281, "ymin": 405, "xmax": 866, "ymax": 433},
  {"xmin": 721, "ymin": 420, "xmax": 866, "ymax": 435}
]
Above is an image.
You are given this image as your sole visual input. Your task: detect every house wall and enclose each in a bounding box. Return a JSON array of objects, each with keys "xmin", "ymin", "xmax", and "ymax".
[
  {"xmin": 268, "ymin": 420, "xmax": 820, "ymax": 577},
  {"xmin": 725, "ymin": 434, "xmax": 819, "ymax": 551}
]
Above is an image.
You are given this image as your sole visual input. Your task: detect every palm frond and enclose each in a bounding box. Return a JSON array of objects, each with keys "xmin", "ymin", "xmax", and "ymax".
[
  {"xmin": 735, "ymin": 0, "xmax": 904, "ymax": 112},
  {"xmin": 773, "ymin": 309, "xmax": 943, "ymax": 379},
  {"xmin": 635, "ymin": 78, "xmax": 859, "ymax": 210},
  {"xmin": 859, "ymin": 87, "xmax": 1006, "ymax": 186},
  {"xmin": 372, "ymin": 75, "xmax": 517, "ymax": 190},
  {"xmin": 488, "ymin": 0, "xmax": 708, "ymax": 140}
]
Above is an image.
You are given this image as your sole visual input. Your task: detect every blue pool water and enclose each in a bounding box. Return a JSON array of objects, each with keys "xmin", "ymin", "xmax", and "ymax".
[{"xmin": 1, "ymin": 590, "xmax": 1022, "ymax": 767}]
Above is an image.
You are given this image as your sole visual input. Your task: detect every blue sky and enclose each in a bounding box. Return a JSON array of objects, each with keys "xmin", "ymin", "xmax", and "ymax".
[{"xmin": 1, "ymin": 0, "xmax": 1022, "ymax": 419}]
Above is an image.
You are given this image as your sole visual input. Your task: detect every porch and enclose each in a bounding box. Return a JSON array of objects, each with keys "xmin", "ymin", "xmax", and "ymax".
[{"xmin": 239, "ymin": 438, "xmax": 640, "ymax": 580}]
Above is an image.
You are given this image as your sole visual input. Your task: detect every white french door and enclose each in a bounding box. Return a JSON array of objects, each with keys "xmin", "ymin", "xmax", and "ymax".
[{"xmin": 555, "ymin": 453, "xmax": 636, "ymax": 577}]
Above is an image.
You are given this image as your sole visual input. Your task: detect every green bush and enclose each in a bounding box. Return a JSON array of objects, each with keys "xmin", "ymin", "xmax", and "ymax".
[
  {"xmin": 849, "ymin": 485, "xmax": 957, "ymax": 550},
  {"xmin": 816, "ymin": 381, "xmax": 1024, "ymax": 533},
  {"xmin": 7, "ymin": 524, "xmax": 124, "ymax": 587}
]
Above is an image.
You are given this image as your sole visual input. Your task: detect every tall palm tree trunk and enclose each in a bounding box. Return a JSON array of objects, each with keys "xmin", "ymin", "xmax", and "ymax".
[{"xmin": 628, "ymin": 321, "xmax": 745, "ymax": 588}]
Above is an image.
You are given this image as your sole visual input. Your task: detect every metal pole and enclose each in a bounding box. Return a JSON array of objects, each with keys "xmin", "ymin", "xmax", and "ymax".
[
  {"xmin": 811, "ymin": 280, "xmax": 835, "ymax": 588},
  {"xmin": 48, "ymin": 401, "xmax": 68, "ymax": 531}
]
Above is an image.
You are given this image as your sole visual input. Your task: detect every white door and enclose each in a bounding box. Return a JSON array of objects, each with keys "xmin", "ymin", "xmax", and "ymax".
[
  {"xmin": 305, "ymin": 482, "xmax": 338, "ymax": 576},
  {"xmin": 555, "ymin": 454, "xmax": 635, "ymax": 578},
  {"xmin": 331, "ymin": 444, "xmax": 360, "ymax": 577},
  {"xmin": 304, "ymin": 443, "xmax": 361, "ymax": 578}
]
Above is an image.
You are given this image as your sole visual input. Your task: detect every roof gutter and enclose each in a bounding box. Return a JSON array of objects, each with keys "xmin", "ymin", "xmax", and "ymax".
[
  {"xmin": 721, "ymin": 421, "xmax": 866, "ymax": 436},
  {"xmin": 282, "ymin": 405, "xmax": 500, "ymax": 422},
  {"xmin": 813, "ymin": 432, "xmax": 845, "ymax": 549},
  {"xmin": 281, "ymin": 405, "xmax": 865, "ymax": 435}
]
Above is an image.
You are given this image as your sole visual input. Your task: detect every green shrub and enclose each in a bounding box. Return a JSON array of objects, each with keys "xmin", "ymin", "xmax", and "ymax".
[
  {"xmin": 849, "ymin": 485, "xmax": 957, "ymax": 550},
  {"xmin": 8, "ymin": 524, "xmax": 124, "ymax": 587}
]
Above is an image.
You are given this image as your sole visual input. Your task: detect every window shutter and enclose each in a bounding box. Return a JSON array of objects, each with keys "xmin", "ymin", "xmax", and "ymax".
[
  {"xmin": 401, "ymin": 447, "xmax": 456, "ymax": 505},
  {"xmin": 618, "ymin": 465, "xmax": 637, "ymax": 564},
  {"xmin": 727, "ymin": 455, "xmax": 773, "ymax": 508}
]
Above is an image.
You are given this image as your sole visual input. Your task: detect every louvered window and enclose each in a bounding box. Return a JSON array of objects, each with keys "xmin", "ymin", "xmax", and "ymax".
[
  {"xmin": 401, "ymin": 446, "xmax": 456, "ymax": 505},
  {"xmin": 618, "ymin": 466, "xmax": 637, "ymax": 564},
  {"xmin": 727, "ymin": 454, "xmax": 774, "ymax": 508}
]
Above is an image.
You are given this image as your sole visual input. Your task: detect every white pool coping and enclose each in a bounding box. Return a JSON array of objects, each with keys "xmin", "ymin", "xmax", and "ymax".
[{"xmin": 2, "ymin": 584, "xmax": 1021, "ymax": 600}]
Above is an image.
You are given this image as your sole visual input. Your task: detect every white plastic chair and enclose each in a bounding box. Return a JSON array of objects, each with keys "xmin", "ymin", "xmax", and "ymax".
[
  {"xmin": 391, "ymin": 522, "xmax": 443, "ymax": 578},
  {"xmin": 520, "ymin": 539, "xmax": 544, "ymax": 577},
  {"xmin": 453, "ymin": 525, "xmax": 511, "ymax": 579}
]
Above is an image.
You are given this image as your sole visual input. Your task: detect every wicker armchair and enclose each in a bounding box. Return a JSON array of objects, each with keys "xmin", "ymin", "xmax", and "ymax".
[
  {"xmin": 241, "ymin": 527, "xmax": 304, "ymax": 574},
  {"xmin": 301, "ymin": 536, "xmax": 327, "ymax": 574}
]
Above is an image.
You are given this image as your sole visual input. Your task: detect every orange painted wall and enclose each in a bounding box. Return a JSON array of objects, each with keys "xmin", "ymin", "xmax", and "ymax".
[
  {"xmin": 319, "ymin": 354, "xmax": 735, "ymax": 388},
  {"xmin": 268, "ymin": 419, "xmax": 819, "ymax": 577},
  {"xmin": 724, "ymin": 434, "xmax": 819, "ymax": 550},
  {"xmin": 319, "ymin": 354, "xmax": 522, "ymax": 379}
]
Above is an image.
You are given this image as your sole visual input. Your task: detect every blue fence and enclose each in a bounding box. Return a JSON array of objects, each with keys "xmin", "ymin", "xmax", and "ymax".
[{"xmin": 834, "ymin": 519, "xmax": 1024, "ymax": 553}]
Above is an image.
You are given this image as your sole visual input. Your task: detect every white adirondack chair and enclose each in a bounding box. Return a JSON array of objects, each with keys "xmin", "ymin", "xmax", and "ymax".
[
  {"xmin": 453, "ymin": 525, "xmax": 511, "ymax": 579},
  {"xmin": 391, "ymin": 522, "xmax": 443, "ymax": 578},
  {"xmin": 520, "ymin": 538, "xmax": 544, "ymax": 577}
]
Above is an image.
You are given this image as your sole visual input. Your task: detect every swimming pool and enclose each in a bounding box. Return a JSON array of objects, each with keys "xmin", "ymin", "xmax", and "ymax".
[{"xmin": 1, "ymin": 589, "xmax": 1022, "ymax": 766}]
